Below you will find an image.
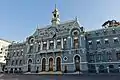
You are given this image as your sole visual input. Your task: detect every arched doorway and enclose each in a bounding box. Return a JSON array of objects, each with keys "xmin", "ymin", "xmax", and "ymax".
[
  {"xmin": 49, "ymin": 58, "xmax": 54, "ymax": 71},
  {"xmin": 74, "ymin": 55, "xmax": 80, "ymax": 71},
  {"xmin": 56, "ymin": 57, "xmax": 61, "ymax": 71},
  {"xmin": 42, "ymin": 58, "xmax": 46, "ymax": 71},
  {"xmin": 28, "ymin": 59, "xmax": 32, "ymax": 72}
]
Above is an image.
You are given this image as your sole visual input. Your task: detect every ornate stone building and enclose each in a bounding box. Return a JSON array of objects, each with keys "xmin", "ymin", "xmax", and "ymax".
[
  {"xmin": 5, "ymin": 7, "xmax": 120, "ymax": 74},
  {"xmin": 6, "ymin": 7, "xmax": 87, "ymax": 73}
]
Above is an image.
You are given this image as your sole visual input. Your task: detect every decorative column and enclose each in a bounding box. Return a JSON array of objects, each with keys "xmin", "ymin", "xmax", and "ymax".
[
  {"xmin": 35, "ymin": 42, "xmax": 38, "ymax": 52},
  {"xmin": 27, "ymin": 44, "xmax": 29, "ymax": 53},
  {"xmin": 61, "ymin": 38, "xmax": 63, "ymax": 49},
  {"xmin": 70, "ymin": 37, "xmax": 73, "ymax": 48},
  {"xmin": 54, "ymin": 39, "xmax": 56, "ymax": 49},
  {"xmin": 40, "ymin": 41, "xmax": 43, "ymax": 50},
  {"xmin": 47, "ymin": 40, "xmax": 49, "ymax": 50}
]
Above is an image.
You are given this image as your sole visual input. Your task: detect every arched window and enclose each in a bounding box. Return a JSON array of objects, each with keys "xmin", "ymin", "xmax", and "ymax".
[
  {"xmin": 11, "ymin": 60, "xmax": 14, "ymax": 66},
  {"xmin": 19, "ymin": 60, "xmax": 22, "ymax": 65},
  {"xmin": 15, "ymin": 60, "xmax": 18, "ymax": 65},
  {"xmin": 28, "ymin": 59, "xmax": 32, "ymax": 64},
  {"xmin": 13, "ymin": 52, "xmax": 15, "ymax": 57}
]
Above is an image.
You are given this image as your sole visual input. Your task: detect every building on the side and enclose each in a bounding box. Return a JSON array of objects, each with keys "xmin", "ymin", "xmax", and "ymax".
[
  {"xmin": 5, "ymin": 42, "xmax": 25, "ymax": 73},
  {"xmin": 0, "ymin": 39, "xmax": 11, "ymax": 72},
  {"xmin": 5, "ymin": 7, "xmax": 120, "ymax": 74},
  {"xmin": 86, "ymin": 20, "xmax": 120, "ymax": 73}
]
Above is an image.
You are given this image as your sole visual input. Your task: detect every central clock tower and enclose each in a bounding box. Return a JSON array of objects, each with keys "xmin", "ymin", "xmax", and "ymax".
[{"xmin": 51, "ymin": 4, "xmax": 60, "ymax": 26}]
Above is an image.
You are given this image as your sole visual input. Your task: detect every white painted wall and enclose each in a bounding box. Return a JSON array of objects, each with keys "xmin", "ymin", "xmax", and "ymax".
[{"xmin": 0, "ymin": 39, "xmax": 11, "ymax": 63}]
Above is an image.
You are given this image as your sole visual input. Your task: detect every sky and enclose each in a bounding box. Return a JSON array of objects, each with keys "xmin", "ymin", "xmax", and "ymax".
[{"xmin": 0, "ymin": 0, "xmax": 120, "ymax": 42}]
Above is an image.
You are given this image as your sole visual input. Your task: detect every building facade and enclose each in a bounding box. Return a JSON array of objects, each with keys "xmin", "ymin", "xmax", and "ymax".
[
  {"xmin": 86, "ymin": 20, "xmax": 120, "ymax": 73},
  {"xmin": 5, "ymin": 7, "xmax": 120, "ymax": 73},
  {"xmin": 6, "ymin": 42, "xmax": 25, "ymax": 73},
  {"xmin": 0, "ymin": 39, "xmax": 11, "ymax": 72}
]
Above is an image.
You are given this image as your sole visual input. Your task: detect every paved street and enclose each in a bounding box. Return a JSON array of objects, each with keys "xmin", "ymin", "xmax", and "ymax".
[{"xmin": 0, "ymin": 73, "xmax": 120, "ymax": 80}]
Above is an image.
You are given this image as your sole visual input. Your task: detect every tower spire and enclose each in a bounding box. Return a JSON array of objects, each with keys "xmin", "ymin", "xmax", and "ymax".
[
  {"xmin": 51, "ymin": 4, "xmax": 60, "ymax": 26},
  {"xmin": 55, "ymin": 4, "xmax": 56, "ymax": 9}
]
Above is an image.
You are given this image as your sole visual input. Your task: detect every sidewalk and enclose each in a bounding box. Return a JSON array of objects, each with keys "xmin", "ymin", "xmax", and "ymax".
[
  {"xmin": 23, "ymin": 72, "xmax": 120, "ymax": 75},
  {"xmin": 24, "ymin": 71, "xmax": 62, "ymax": 75}
]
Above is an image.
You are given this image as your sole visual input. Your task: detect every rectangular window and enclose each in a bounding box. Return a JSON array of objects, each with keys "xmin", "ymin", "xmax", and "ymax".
[
  {"xmin": 116, "ymin": 53, "xmax": 120, "ymax": 60},
  {"xmin": 95, "ymin": 32, "xmax": 99, "ymax": 36},
  {"xmin": 90, "ymin": 54, "xmax": 95, "ymax": 62},
  {"xmin": 112, "ymin": 29, "xmax": 116, "ymax": 34},
  {"xmin": 104, "ymin": 39, "xmax": 109, "ymax": 44},
  {"xmin": 43, "ymin": 44, "xmax": 47, "ymax": 50},
  {"xmin": 103, "ymin": 30, "xmax": 107, "ymax": 35},
  {"xmin": 114, "ymin": 39, "xmax": 118, "ymax": 43},
  {"xmin": 49, "ymin": 43, "xmax": 54, "ymax": 49},
  {"xmin": 21, "ymin": 51, "xmax": 23, "ymax": 55},
  {"xmin": 17, "ymin": 52, "xmax": 19, "ymax": 56},
  {"xmin": 97, "ymin": 41, "xmax": 100, "ymax": 44},
  {"xmin": 49, "ymin": 40, "xmax": 54, "ymax": 49},
  {"xmin": 88, "ymin": 41, "xmax": 92, "ymax": 45},
  {"xmin": 107, "ymin": 52, "xmax": 112, "ymax": 61},
  {"xmin": 96, "ymin": 40, "xmax": 101, "ymax": 45},
  {"xmin": 97, "ymin": 54, "xmax": 102, "ymax": 61},
  {"xmin": 57, "ymin": 39, "xmax": 61, "ymax": 49},
  {"xmin": 113, "ymin": 37, "xmax": 118, "ymax": 43},
  {"xmin": 13, "ymin": 52, "xmax": 15, "ymax": 56}
]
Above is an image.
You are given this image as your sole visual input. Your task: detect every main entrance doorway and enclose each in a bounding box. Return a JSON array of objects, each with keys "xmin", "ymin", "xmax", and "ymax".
[
  {"xmin": 74, "ymin": 55, "xmax": 80, "ymax": 71},
  {"xmin": 56, "ymin": 57, "xmax": 61, "ymax": 71},
  {"xmin": 42, "ymin": 58, "xmax": 46, "ymax": 71},
  {"xmin": 49, "ymin": 58, "xmax": 54, "ymax": 71}
]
